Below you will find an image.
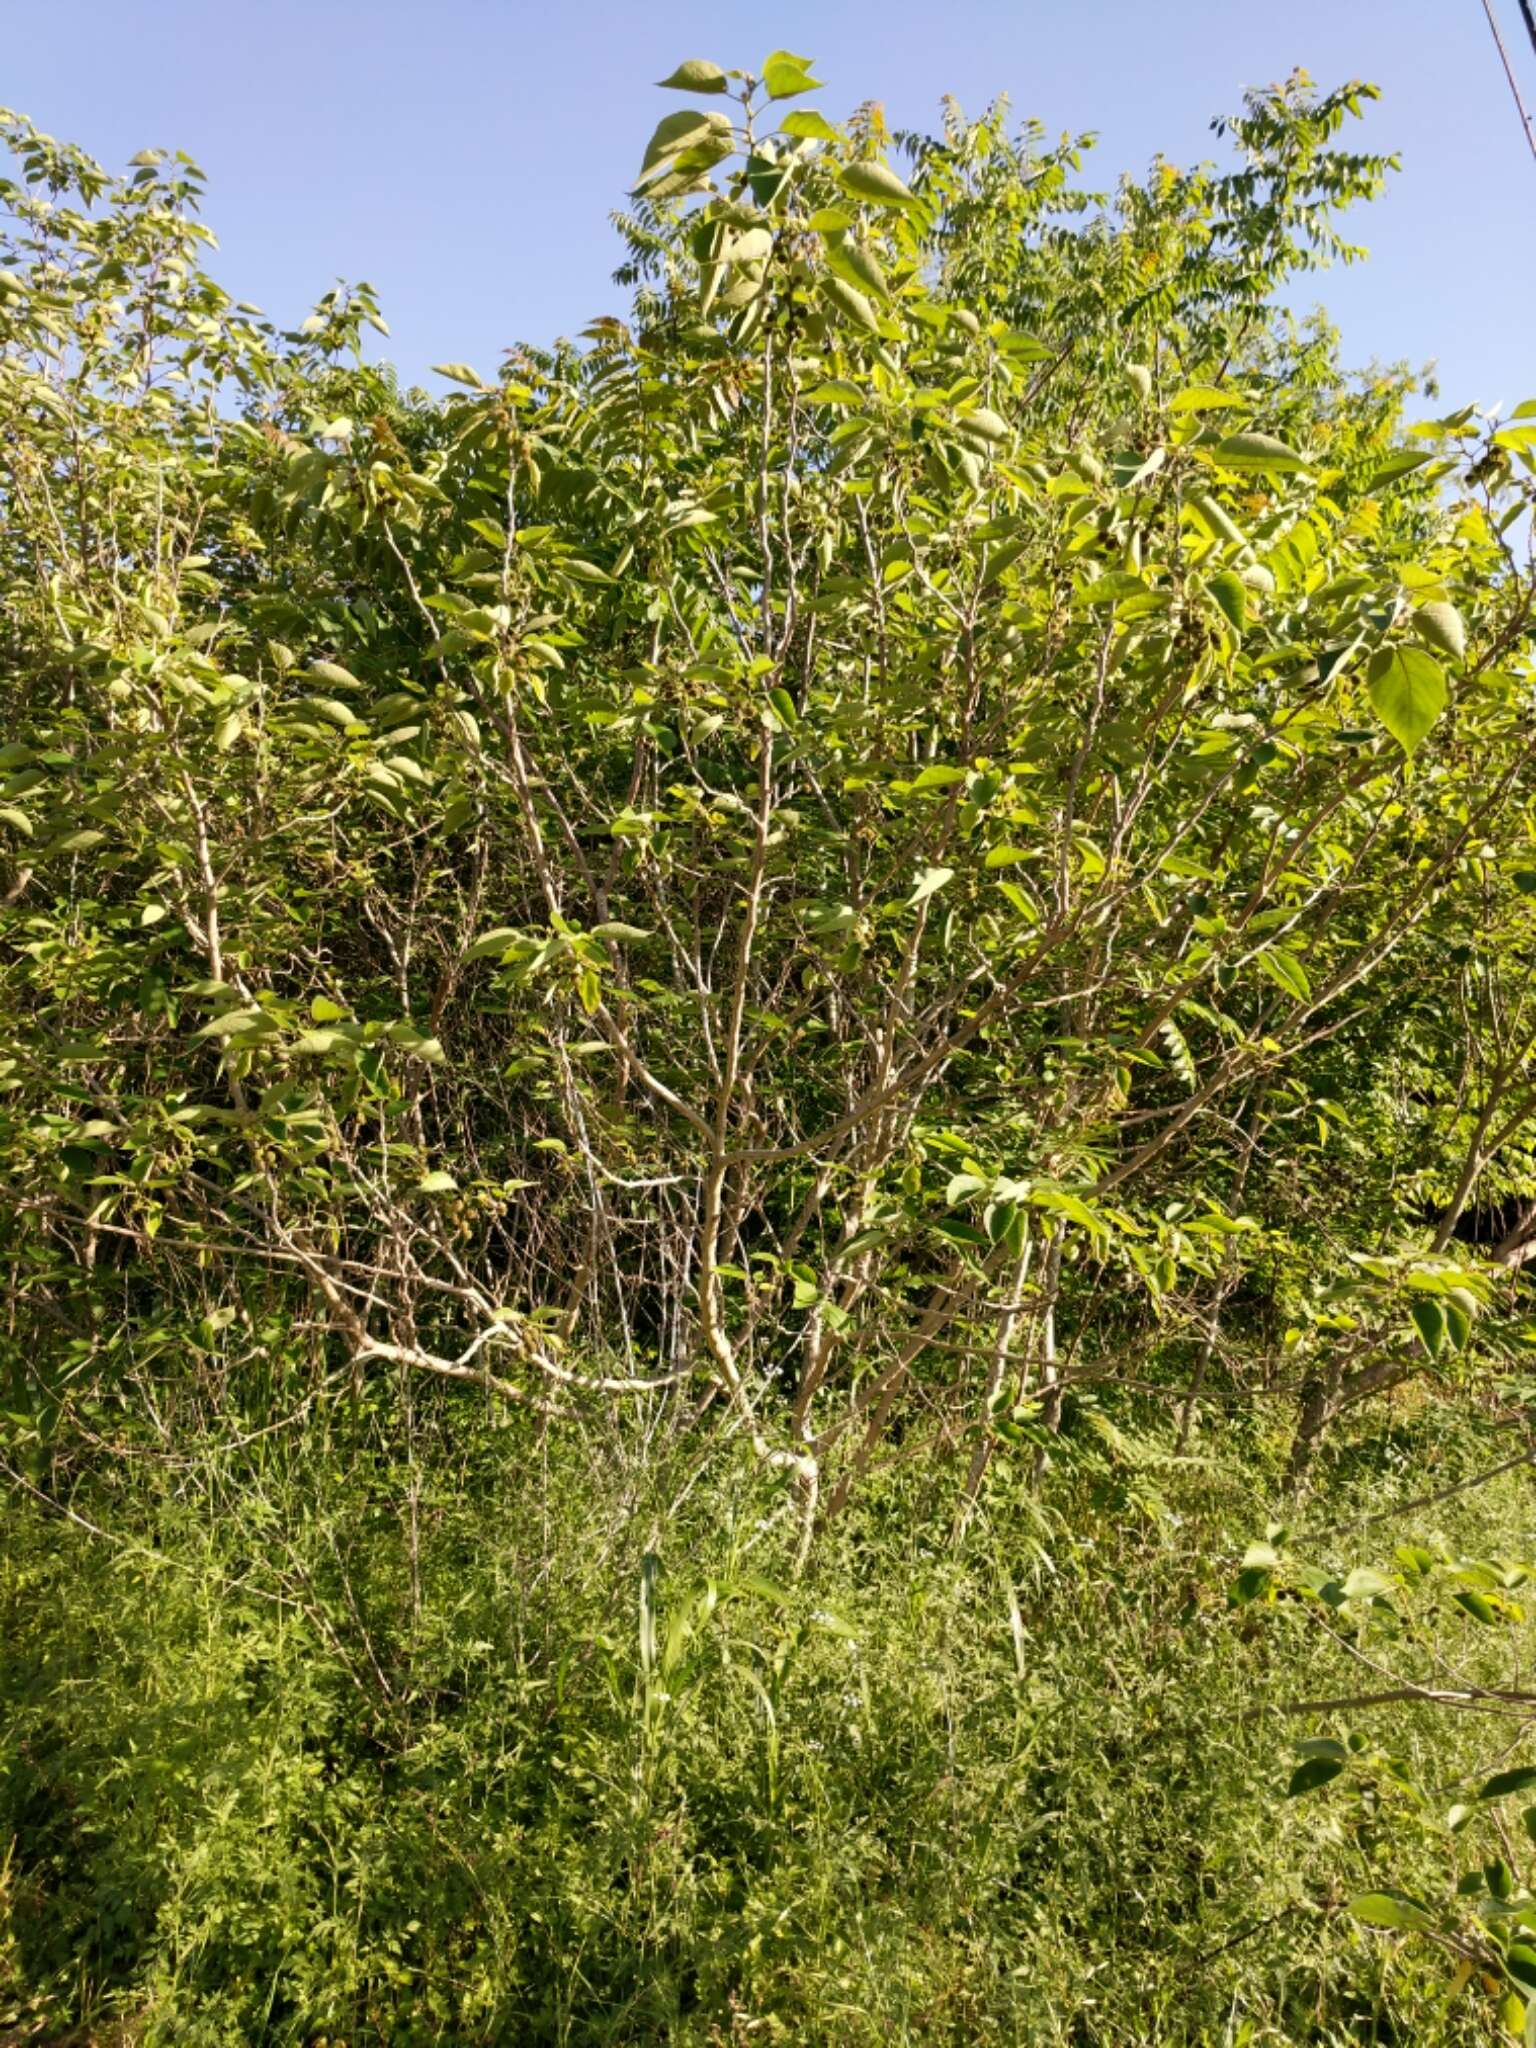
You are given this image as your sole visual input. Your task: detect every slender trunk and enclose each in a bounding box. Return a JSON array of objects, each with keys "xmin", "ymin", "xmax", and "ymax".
[
  {"xmin": 1030, "ymin": 1237, "xmax": 1065, "ymax": 1486},
  {"xmin": 955, "ymin": 1237, "xmax": 1034, "ymax": 1540}
]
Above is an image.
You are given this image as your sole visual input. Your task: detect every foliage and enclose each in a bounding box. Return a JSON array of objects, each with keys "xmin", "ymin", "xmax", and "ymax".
[
  {"xmin": 4, "ymin": 41, "xmax": 1536, "ymax": 2044},
  {"xmin": 4, "ymin": 1392, "xmax": 1536, "ymax": 2045}
]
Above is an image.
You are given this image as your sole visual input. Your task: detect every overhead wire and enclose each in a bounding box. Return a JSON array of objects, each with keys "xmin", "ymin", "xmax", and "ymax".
[{"xmin": 1479, "ymin": 0, "xmax": 1536, "ymax": 164}]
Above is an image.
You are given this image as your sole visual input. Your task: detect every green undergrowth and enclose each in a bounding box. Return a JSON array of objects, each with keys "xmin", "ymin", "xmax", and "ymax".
[{"xmin": 2, "ymin": 1391, "xmax": 1531, "ymax": 2044}]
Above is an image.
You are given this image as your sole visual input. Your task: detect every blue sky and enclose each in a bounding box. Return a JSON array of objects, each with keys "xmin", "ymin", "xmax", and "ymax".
[{"xmin": 8, "ymin": 1, "xmax": 1534, "ymax": 409}]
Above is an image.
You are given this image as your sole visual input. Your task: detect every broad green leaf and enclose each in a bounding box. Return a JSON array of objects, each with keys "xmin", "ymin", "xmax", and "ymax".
[
  {"xmin": 838, "ymin": 160, "xmax": 916, "ymax": 209},
  {"xmin": 1254, "ymin": 949, "xmax": 1310, "ymax": 1002},
  {"xmin": 656, "ymin": 59, "xmax": 729, "ymax": 94},
  {"xmin": 1348, "ymin": 1892, "xmax": 1432, "ymax": 1931},
  {"xmin": 955, "ymin": 406, "xmax": 1009, "ymax": 445},
  {"xmin": 1364, "ymin": 450, "xmax": 1434, "ymax": 490},
  {"xmin": 1410, "ymin": 1299, "xmax": 1445, "ymax": 1358},
  {"xmin": 1211, "ymin": 432, "xmax": 1309, "ymax": 474},
  {"xmin": 1414, "ymin": 600, "xmax": 1466, "ymax": 662},
  {"xmin": 193, "ymin": 1009, "xmax": 269, "ymax": 1039},
  {"xmin": 780, "ymin": 109, "xmax": 839, "ymax": 141},
  {"xmin": 909, "ymin": 864, "xmax": 958, "ymax": 905},
  {"xmin": 1455, "ymin": 1587, "xmax": 1500, "ymax": 1624},
  {"xmin": 1480, "ymin": 1767, "xmax": 1536, "ymax": 1802},
  {"xmin": 1341, "ymin": 1567, "xmax": 1394, "ymax": 1601},
  {"xmin": 307, "ymin": 660, "xmax": 363, "ymax": 691},
  {"xmin": 760, "ymin": 49, "xmax": 822, "ymax": 99},
  {"xmin": 908, "ymin": 865, "xmax": 954, "ymax": 906},
  {"xmin": 1286, "ymin": 1755, "xmax": 1343, "ymax": 1796},
  {"xmin": 1207, "ymin": 570, "xmax": 1246, "ymax": 633},
  {"xmin": 1075, "ymin": 571, "xmax": 1149, "ymax": 608},
  {"xmin": 821, "ymin": 275, "xmax": 879, "ymax": 332},
  {"xmin": 825, "ymin": 237, "xmax": 889, "ymax": 299},
  {"xmin": 42, "ymin": 829, "xmax": 107, "ymax": 857},
  {"xmin": 1168, "ymin": 385, "xmax": 1246, "ymax": 413},
  {"xmin": 1366, "ymin": 645, "xmax": 1447, "ymax": 756},
  {"xmin": 303, "ymin": 697, "xmax": 366, "ymax": 730}
]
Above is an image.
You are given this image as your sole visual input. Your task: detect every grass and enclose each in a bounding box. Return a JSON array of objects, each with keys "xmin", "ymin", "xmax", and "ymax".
[{"xmin": 2, "ymin": 1384, "xmax": 1531, "ymax": 2043}]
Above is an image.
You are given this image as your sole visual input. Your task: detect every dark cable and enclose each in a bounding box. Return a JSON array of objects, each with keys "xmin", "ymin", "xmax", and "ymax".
[{"xmin": 1480, "ymin": 0, "xmax": 1536, "ymax": 165}]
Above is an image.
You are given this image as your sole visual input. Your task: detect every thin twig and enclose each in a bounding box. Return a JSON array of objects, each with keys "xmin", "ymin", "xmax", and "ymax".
[{"xmin": 1303, "ymin": 1442, "xmax": 1536, "ymax": 1542}]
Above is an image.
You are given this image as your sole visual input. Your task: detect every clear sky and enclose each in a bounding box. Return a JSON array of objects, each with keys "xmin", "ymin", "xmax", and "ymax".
[{"xmin": 7, "ymin": 1, "xmax": 1535, "ymax": 409}]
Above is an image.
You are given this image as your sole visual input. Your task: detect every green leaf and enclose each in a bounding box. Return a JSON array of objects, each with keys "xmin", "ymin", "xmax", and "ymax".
[
  {"xmin": 760, "ymin": 49, "xmax": 822, "ymax": 99},
  {"xmin": 803, "ymin": 379, "xmax": 863, "ymax": 405},
  {"xmin": 956, "ymin": 407, "xmax": 1009, "ymax": 445},
  {"xmin": 1414, "ymin": 600, "xmax": 1466, "ymax": 662},
  {"xmin": 1168, "ymin": 386, "xmax": 1246, "ymax": 412},
  {"xmin": 1253, "ymin": 949, "xmax": 1311, "ymax": 1003},
  {"xmin": 42, "ymin": 829, "xmax": 107, "ymax": 857},
  {"xmin": 432, "ymin": 362, "xmax": 489, "ymax": 388},
  {"xmin": 465, "ymin": 927, "xmax": 520, "ymax": 963},
  {"xmin": 1286, "ymin": 1755, "xmax": 1344, "ymax": 1796},
  {"xmin": 1075, "ymin": 571, "xmax": 1149, "ymax": 608},
  {"xmin": 656, "ymin": 59, "xmax": 729, "ymax": 94},
  {"xmin": 1211, "ymin": 432, "xmax": 1309, "ymax": 474},
  {"xmin": 303, "ymin": 698, "xmax": 366, "ymax": 731},
  {"xmin": 1366, "ymin": 645, "xmax": 1447, "ymax": 756},
  {"xmin": 293, "ymin": 1028, "xmax": 351, "ymax": 1055},
  {"xmin": 636, "ymin": 109, "xmax": 734, "ymax": 189},
  {"xmin": 193, "ymin": 1009, "xmax": 268, "ymax": 1039},
  {"xmin": 590, "ymin": 923, "xmax": 652, "ymax": 942},
  {"xmin": 908, "ymin": 866, "xmax": 955, "ymax": 907},
  {"xmin": 418, "ymin": 1171, "xmax": 458, "ymax": 1194},
  {"xmin": 780, "ymin": 109, "xmax": 839, "ymax": 141},
  {"xmin": 1207, "ymin": 570, "xmax": 1247, "ymax": 633},
  {"xmin": 838, "ymin": 161, "xmax": 917, "ymax": 209},
  {"xmin": 1455, "ymin": 1587, "xmax": 1500, "ymax": 1624},
  {"xmin": 307, "ymin": 660, "xmax": 363, "ymax": 691},
  {"xmin": 1480, "ymin": 1767, "xmax": 1536, "ymax": 1802},
  {"xmin": 1341, "ymin": 1567, "xmax": 1394, "ymax": 1601},
  {"xmin": 820, "ymin": 276, "xmax": 879, "ymax": 332},
  {"xmin": 825, "ymin": 237, "xmax": 889, "ymax": 300},
  {"xmin": 1410, "ymin": 1299, "xmax": 1445, "ymax": 1359},
  {"xmin": 1348, "ymin": 1892, "xmax": 1432, "ymax": 1931},
  {"xmin": 1364, "ymin": 450, "xmax": 1434, "ymax": 491}
]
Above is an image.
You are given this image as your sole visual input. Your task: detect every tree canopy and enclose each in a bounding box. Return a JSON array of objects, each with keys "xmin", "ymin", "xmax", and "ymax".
[{"xmin": 6, "ymin": 48, "xmax": 1536, "ymax": 2043}]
